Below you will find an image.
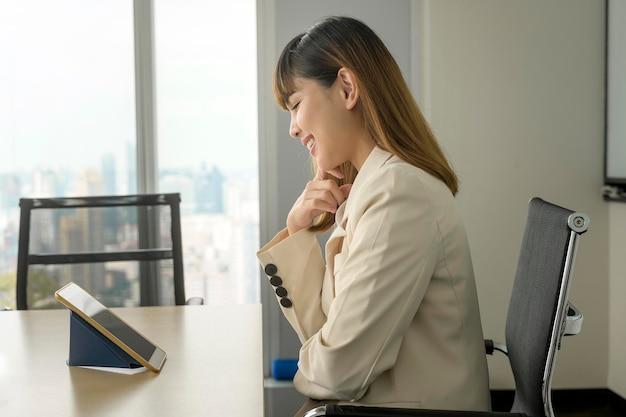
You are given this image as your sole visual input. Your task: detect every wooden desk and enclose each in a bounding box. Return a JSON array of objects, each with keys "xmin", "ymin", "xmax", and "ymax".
[{"xmin": 0, "ymin": 305, "xmax": 264, "ymax": 416}]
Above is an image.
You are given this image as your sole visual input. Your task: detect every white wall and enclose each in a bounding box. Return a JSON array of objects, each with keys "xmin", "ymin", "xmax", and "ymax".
[
  {"xmin": 420, "ymin": 0, "xmax": 608, "ymax": 389},
  {"xmin": 609, "ymin": 202, "xmax": 626, "ymax": 397}
]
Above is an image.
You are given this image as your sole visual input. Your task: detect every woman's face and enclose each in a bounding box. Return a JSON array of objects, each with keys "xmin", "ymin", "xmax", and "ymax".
[{"xmin": 286, "ymin": 75, "xmax": 369, "ymax": 174}]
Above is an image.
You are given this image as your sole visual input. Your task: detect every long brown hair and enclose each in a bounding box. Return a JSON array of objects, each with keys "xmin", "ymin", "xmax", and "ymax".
[{"xmin": 274, "ymin": 16, "xmax": 458, "ymax": 232}]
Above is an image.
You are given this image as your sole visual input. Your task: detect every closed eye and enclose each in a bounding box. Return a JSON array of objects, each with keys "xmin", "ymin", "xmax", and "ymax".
[{"xmin": 289, "ymin": 101, "xmax": 300, "ymax": 111}]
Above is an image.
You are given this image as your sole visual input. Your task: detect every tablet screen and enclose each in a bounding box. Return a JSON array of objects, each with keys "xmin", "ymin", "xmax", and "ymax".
[{"xmin": 89, "ymin": 308, "xmax": 156, "ymax": 360}]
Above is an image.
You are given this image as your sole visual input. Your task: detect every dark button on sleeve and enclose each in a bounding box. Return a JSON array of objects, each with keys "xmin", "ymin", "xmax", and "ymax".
[
  {"xmin": 269, "ymin": 275, "xmax": 283, "ymax": 287},
  {"xmin": 280, "ymin": 298, "xmax": 293, "ymax": 308},
  {"xmin": 264, "ymin": 264, "xmax": 278, "ymax": 276},
  {"xmin": 275, "ymin": 286, "xmax": 288, "ymax": 297}
]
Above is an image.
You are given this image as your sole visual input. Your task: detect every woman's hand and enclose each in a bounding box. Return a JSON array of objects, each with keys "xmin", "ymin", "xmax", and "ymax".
[{"xmin": 286, "ymin": 169, "xmax": 352, "ymax": 235}]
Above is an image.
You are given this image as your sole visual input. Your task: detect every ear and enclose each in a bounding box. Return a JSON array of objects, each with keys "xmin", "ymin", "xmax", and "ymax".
[{"xmin": 336, "ymin": 67, "xmax": 359, "ymax": 110}]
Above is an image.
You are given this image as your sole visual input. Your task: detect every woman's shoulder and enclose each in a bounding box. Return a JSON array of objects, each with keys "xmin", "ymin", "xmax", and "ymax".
[
  {"xmin": 379, "ymin": 154, "xmax": 452, "ymax": 195},
  {"xmin": 353, "ymin": 146, "xmax": 455, "ymax": 203}
]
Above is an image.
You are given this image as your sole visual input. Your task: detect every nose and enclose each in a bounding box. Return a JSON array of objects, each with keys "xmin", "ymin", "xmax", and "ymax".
[{"xmin": 289, "ymin": 115, "xmax": 301, "ymax": 138}]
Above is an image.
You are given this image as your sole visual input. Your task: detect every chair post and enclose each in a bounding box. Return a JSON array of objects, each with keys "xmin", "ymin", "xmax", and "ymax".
[
  {"xmin": 168, "ymin": 194, "xmax": 185, "ymax": 306},
  {"xmin": 16, "ymin": 198, "xmax": 34, "ymax": 310},
  {"xmin": 138, "ymin": 203, "xmax": 159, "ymax": 306}
]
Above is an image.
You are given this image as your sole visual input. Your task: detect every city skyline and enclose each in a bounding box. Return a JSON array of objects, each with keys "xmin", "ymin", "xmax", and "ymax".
[{"xmin": 0, "ymin": 157, "xmax": 260, "ymax": 308}]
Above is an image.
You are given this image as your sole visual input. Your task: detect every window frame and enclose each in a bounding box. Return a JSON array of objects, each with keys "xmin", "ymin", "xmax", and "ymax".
[{"xmin": 133, "ymin": 0, "xmax": 158, "ymax": 195}]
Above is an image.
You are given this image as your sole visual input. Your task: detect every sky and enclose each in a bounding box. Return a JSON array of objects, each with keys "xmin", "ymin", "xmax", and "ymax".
[{"xmin": 0, "ymin": 0, "xmax": 258, "ymax": 177}]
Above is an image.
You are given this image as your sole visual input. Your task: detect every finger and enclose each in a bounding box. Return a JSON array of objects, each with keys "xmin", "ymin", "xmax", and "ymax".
[
  {"xmin": 301, "ymin": 187, "xmax": 341, "ymax": 212},
  {"xmin": 339, "ymin": 184, "xmax": 352, "ymax": 199},
  {"xmin": 310, "ymin": 181, "xmax": 348, "ymax": 209},
  {"xmin": 314, "ymin": 168, "xmax": 327, "ymax": 181}
]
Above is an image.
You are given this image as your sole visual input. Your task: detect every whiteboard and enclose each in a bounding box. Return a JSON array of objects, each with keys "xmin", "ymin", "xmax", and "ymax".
[{"xmin": 606, "ymin": 0, "xmax": 626, "ymax": 185}]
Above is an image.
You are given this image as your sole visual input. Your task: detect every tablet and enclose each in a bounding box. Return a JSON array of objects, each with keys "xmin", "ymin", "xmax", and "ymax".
[{"xmin": 55, "ymin": 282, "xmax": 167, "ymax": 373}]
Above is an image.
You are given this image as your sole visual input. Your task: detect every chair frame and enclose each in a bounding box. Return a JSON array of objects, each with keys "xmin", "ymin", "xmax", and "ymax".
[
  {"xmin": 541, "ymin": 211, "xmax": 588, "ymax": 416},
  {"xmin": 16, "ymin": 193, "xmax": 186, "ymax": 309},
  {"xmin": 303, "ymin": 197, "xmax": 590, "ymax": 417}
]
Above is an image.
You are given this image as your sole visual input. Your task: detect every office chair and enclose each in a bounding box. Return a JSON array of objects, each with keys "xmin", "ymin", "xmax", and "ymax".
[
  {"xmin": 304, "ymin": 197, "xmax": 590, "ymax": 417},
  {"xmin": 16, "ymin": 193, "xmax": 201, "ymax": 310}
]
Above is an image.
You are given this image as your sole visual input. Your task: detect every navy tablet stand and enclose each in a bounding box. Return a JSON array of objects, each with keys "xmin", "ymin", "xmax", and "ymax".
[{"xmin": 67, "ymin": 311, "xmax": 142, "ymax": 369}]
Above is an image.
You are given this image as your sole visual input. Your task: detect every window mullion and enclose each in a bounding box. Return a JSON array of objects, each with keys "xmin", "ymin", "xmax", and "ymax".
[
  {"xmin": 133, "ymin": 0, "xmax": 158, "ymax": 194},
  {"xmin": 133, "ymin": 0, "xmax": 160, "ymax": 305}
]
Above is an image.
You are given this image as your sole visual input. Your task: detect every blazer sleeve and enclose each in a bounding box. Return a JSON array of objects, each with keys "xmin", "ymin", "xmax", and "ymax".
[
  {"xmin": 257, "ymin": 228, "xmax": 328, "ymax": 342},
  {"xmin": 294, "ymin": 167, "xmax": 446, "ymax": 401}
]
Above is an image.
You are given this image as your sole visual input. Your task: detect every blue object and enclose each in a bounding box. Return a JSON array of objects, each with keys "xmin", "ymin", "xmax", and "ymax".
[
  {"xmin": 67, "ymin": 311, "xmax": 142, "ymax": 369},
  {"xmin": 272, "ymin": 358, "xmax": 298, "ymax": 380}
]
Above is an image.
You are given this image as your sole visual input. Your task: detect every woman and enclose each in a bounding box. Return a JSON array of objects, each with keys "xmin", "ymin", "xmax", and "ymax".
[{"xmin": 257, "ymin": 16, "xmax": 490, "ymax": 416}]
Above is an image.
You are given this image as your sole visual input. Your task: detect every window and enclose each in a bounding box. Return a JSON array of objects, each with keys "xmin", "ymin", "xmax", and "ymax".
[
  {"xmin": 154, "ymin": 0, "xmax": 259, "ymax": 304},
  {"xmin": 0, "ymin": 0, "xmax": 259, "ymax": 308}
]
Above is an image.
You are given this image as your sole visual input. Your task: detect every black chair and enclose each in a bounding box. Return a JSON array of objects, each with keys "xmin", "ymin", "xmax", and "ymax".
[
  {"xmin": 16, "ymin": 193, "xmax": 201, "ymax": 310},
  {"xmin": 304, "ymin": 197, "xmax": 590, "ymax": 417}
]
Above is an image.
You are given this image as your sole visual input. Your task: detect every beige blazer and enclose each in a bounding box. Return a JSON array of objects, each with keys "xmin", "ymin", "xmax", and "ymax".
[{"xmin": 257, "ymin": 147, "xmax": 490, "ymax": 411}]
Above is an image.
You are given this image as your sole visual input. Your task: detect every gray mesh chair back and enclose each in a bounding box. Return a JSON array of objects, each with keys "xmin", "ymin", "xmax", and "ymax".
[
  {"xmin": 506, "ymin": 197, "xmax": 588, "ymax": 417},
  {"xmin": 302, "ymin": 197, "xmax": 589, "ymax": 417},
  {"xmin": 16, "ymin": 193, "xmax": 186, "ymax": 309}
]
